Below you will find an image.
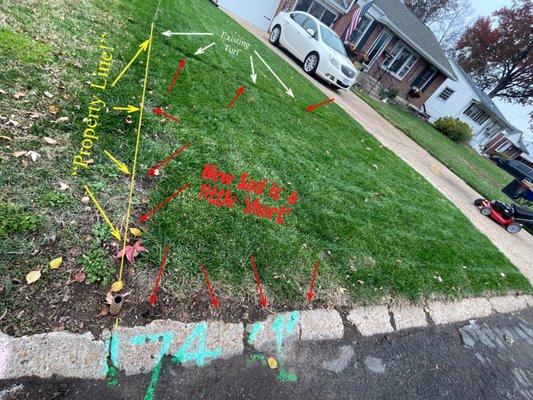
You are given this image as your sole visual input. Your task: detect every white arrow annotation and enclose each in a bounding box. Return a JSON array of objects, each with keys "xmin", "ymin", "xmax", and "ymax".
[
  {"xmin": 195, "ymin": 42, "xmax": 216, "ymax": 55},
  {"xmin": 253, "ymin": 50, "xmax": 294, "ymax": 97},
  {"xmin": 161, "ymin": 31, "xmax": 214, "ymax": 37}
]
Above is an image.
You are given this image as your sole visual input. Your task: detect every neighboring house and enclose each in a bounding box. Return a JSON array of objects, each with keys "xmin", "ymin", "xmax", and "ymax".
[
  {"xmin": 520, "ymin": 142, "xmax": 533, "ymax": 168},
  {"xmin": 425, "ymin": 60, "xmax": 529, "ymax": 160},
  {"xmin": 219, "ymin": 0, "xmax": 457, "ymax": 109}
]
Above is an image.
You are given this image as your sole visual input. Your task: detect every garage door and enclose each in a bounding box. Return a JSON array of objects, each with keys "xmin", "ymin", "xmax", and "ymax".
[{"xmin": 218, "ymin": 0, "xmax": 281, "ymax": 31}]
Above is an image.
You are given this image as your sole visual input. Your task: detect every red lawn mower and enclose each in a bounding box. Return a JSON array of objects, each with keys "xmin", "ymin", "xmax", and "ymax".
[{"xmin": 474, "ymin": 198, "xmax": 533, "ymax": 234}]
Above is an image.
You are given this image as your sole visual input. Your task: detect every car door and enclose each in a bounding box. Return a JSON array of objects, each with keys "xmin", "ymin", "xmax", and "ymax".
[
  {"xmin": 283, "ymin": 12, "xmax": 307, "ymax": 56},
  {"xmin": 292, "ymin": 17, "xmax": 319, "ymax": 60}
]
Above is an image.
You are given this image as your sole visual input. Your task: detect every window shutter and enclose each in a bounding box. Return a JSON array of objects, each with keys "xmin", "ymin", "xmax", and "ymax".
[{"xmin": 355, "ymin": 21, "xmax": 376, "ymax": 51}]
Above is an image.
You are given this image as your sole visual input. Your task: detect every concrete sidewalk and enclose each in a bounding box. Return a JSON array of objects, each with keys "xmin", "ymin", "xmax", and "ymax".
[{"xmin": 223, "ymin": 10, "xmax": 533, "ymax": 284}]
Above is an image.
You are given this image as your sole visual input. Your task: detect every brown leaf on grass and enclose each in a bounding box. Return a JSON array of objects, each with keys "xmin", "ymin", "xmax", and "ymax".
[
  {"xmin": 81, "ymin": 196, "xmax": 90, "ymax": 204},
  {"xmin": 26, "ymin": 150, "xmax": 40, "ymax": 162},
  {"xmin": 13, "ymin": 151, "xmax": 26, "ymax": 158},
  {"xmin": 13, "ymin": 92, "xmax": 26, "ymax": 99},
  {"xmin": 49, "ymin": 104, "xmax": 59, "ymax": 115},
  {"xmin": 26, "ymin": 270, "xmax": 41, "ymax": 284},
  {"xmin": 125, "ymin": 115, "xmax": 133, "ymax": 125},
  {"xmin": 44, "ymin": 91, "xmax": 53, "ymax": 99},
  {"xmin": 21, "ymin": 159, "xmax": 28, "ymax": 168},
  {"xmin": 73, "ymin": 271, "xmax": 86, "ymax": 283},
  {"xmin": 0, "ymin": 135, "xmax": 12, "ymax": 141},
  {"xmin": 43, "ymin": 137, "xmax": 58, "ymax": 145},
  {"xmin": 58, "ymin": 182, "xmax": 70, "ymax": 191}
]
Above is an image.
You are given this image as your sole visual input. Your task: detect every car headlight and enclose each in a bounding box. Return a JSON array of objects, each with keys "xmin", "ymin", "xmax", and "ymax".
[{"xmin": 329, "ymin": 54, "xmax": 340, "ymax": 69}]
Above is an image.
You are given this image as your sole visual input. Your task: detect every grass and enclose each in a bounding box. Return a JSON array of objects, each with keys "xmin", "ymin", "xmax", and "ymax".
[
  {"xmin": 0, "ymin": 0, "xmax": 530, "ymax": 335},
  {"xmin": 355, "ymin": 90, "xmax": 514, "ymax": 202}
]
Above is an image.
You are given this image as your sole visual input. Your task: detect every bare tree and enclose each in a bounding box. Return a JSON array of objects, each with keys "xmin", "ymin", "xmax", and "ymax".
[
  {"xmin": 403, "ymin": 0, "xmax": 458, "ymax": 25},
  {"xmin": 433, "ymin": 0, "xmax": 473, "ymax": 54}
]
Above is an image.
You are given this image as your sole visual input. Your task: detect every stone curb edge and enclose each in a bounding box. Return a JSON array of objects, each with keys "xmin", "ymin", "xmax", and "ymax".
[{"xmin": 0, "ymin": 294, "xmax": 530, "ymax": 380}]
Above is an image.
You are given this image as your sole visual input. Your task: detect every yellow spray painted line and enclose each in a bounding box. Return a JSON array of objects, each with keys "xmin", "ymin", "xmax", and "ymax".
[{"xmin": 116, "ymin": 22, "xmax": 155, "ymax": 289}]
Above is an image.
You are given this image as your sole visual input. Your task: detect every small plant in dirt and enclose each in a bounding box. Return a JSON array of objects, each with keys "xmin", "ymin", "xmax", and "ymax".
[
  {"xmin": 38, "ymin": 191, "xmax": 70, "ymax": 207},
  {"xmin": 91, "ymin": 222, "xmax": 109, "ymax": 245},
  {"xmin": 82, "ymin": 247, "xmax": 114, "ymax": 286},
  {"xmin": 0, "ymin": 203, "xmax": 42, "ymax": 237},
  {"xmin": 433, "ymin": 117, "xmax": 473, "ymax": 143}
]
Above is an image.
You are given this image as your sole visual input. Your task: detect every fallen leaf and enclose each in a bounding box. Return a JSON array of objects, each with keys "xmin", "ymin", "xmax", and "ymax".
[
  {"xmin": 424, "ymin": 305, "xmax": 430, "ymax": 313},
  {"xmin": 267, "ymin": 357, "xmax": 278, "ymax": 369},
  {"xmin": 43, "ymin": 137, "xmax": 58, "ymax": 145},
  {"xmin": 106, "ymin": 292, "xmax": 114, "ymax": 305},
  {"xmin": 0, "ymin": 135, "xmax": 12, "ymax": 141},
  {"xmin": 115, "ymin": 241, "xmax": 147, "ymax": 264},
  {"xmin": 500, "ymin": 272, "xmax": 506, "ymax": 277},
  {"xmin": 55, "ymin": 116, "xmax": 69, "ymax": 124},
  {"xmin": 44, "ymin": 91, "xmax": 53, "ymax": 98},
  {"xmin": 129, "ymin": 227, "xmax": 143, "ymax": 237},
  {"xmin": 26, "ymin": 150, "xmax": 40, "ymax": 162},
  {"xmin": 21, "ymin": 159, "xmax": 28, "ymax": 168},
  {"xmin": 49, "ymin": 104, "xmax": 59, "ymax": 115},
  {"xmin": 13, "ymin": 151, "xmax": 27, "ymax": 158},
  {"xmin": 73, "ymin": 271, "xmax": 86, "ymax": 283},
  {"xmin": 111, "ymin": 280, "xmax": 123, "ymax": 292},
  {"xmin": 125, "ymin": 115, "xmax": 133, "ymax": 125},
  {"xmin": 49, "ymin": 257, "xmax": 63, "ymax": 269},
  {"xmin": 85, "ymin": 159, "xmax": 94, "ymax": 165},
  {"xmin": 59, "ymin": 182, "xmax": 70, "ymax": 191},
  {"xmin": 26, "ymin": 270, "xmax": 41, "ymax": 284},
  {"xmin": 81, "ymin": 196, "xmax": 90, "ymax": 204},
  {"xmin": 437, "ymin": 276, "xmax": 443, "ymax": 282},
  {"xmin": 13, "ymin": 92, "xmax": 26, "ymax": 99},
  {"xmin": 100, "ymin": 305, "xmax": 109, "ymax": 316}
]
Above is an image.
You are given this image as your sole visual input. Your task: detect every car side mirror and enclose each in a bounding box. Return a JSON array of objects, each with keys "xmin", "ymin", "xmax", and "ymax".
[{"xmin": 306, "ymin": 28, "xmax": 316, "ymax": 38}]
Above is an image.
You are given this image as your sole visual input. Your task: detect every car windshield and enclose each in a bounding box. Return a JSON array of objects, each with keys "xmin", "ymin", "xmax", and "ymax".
[{"xmin": 320, "ymin": 26, "xmax": 347, "ymax": 56}]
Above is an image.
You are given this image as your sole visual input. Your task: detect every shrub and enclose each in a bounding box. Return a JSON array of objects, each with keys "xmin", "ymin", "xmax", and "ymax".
[
  {"xmin": 82, "ymin": 247, "xmax": 113, "ymax": 285},
  {"xmin": 433, "ymin": 117, "xmax": 473, "ymax": 143}
]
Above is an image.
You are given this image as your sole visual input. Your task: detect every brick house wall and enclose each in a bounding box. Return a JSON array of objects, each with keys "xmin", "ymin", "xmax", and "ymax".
[{"xmin": 483, "ymin": 134, "xmax": 523, "ymax": 160}]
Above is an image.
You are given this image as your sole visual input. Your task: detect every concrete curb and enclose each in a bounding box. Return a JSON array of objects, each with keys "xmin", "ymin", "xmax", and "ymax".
[{"xmin": 0, "ymin": 297, "xmax": 530, "ymax": 380}]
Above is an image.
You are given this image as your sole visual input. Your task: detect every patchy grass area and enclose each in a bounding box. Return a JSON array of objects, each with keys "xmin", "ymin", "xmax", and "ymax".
[
  {"xmin": 356, "ymin": 90, "xmax": 514, "ymax": 201},
  {"xmin": 0, "ymin": 0, "xmax": 530, "ymax": 336}
]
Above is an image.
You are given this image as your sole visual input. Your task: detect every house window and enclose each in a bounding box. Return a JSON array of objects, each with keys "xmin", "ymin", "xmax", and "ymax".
[
  {"xmin": 438, "ymin": 87, "xmax": 454, "ymax": 101},
  {"xmin": 348, "ymin": 15, "xmax": 372, "ymax": 45},
  {"xmin": 496, "ymin": 141, "xmax": 512, "ymax": 153},
  {"xmin": 294, "ymin": 0, "xmax": 338, "ymax": 26},
  {"xmin": 365, "ymin": 30, "xmax": 392, "ymax": 66},
  {"xmin": 411, "ymin": 66, "xmax": 437, "ymax": 91},
  {"xmin": 463, "ymin": 103, "xmax": 489, "ymax": 125},
  {"xmin": 382, "ymin": 41, "xmax": 418, "ymax": 79}
]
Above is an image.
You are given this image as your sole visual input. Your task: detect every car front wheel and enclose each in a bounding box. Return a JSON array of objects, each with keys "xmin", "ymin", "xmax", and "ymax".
[
  {"xmin": 269, "ymin": 25, "xmax": 281, "ymax": 46},
  {"xmin": 303, "ymin": 52, "xmax": 319, "ymax": 75}
]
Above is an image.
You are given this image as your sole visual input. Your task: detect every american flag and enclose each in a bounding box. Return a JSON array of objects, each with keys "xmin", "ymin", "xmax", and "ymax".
[{"xmin": 344, "ymin": 0, "xmax": 375, "ymax": 43}]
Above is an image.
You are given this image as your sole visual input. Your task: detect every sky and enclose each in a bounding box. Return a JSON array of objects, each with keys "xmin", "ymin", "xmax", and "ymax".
[{"xmin": 468, "ymin": 0, "xmax": 532, "ymax": 141}]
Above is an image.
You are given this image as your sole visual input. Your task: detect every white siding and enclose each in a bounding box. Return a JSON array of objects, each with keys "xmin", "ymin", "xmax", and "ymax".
[{"xmin": 424, "ymin": 61, "xmax": 494, "ymax": 136}]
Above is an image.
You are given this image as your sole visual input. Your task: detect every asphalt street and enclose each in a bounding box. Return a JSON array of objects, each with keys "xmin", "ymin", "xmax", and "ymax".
[{"xmin": 1, "ymin": 310, "xmax": 532, "ymax": 400}]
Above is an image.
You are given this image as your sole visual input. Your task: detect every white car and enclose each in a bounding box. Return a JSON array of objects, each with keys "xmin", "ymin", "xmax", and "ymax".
[{"xmin": 269, "ymin": 11, "xmax": 358, "ymax": 90}]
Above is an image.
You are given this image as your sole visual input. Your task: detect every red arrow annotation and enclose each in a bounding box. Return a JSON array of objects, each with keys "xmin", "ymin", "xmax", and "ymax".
[
  {"xmin": 200, "ymin": 265, "xmax": 219, "ymax": 308},
  {"xmin": 167, "ymin": 59, "xmax": 186, "ymax": 94},
  {"xmin": 250, "ymin": 255, "xmax": 267, "ymax": 308},
  {"xmin": 307, "ymin": 260, "xmax": 319, "ymax": 302},
  {"xmin": 149, "ymin": 244, "xmax": 171, "ymax": 306},
  {"xmin": 147, "ymin": 143, "xmax": 190, "ymax": 176},
  {"xmin": 139, "ymin": 183, "xmax": 190, "ymax": 223},
  {"xmin": 306, "ymin": 98, "xmax": 335, "ymax": 112},
  {"xmin": 153, "ymin": 107, "xmax": 180, "ymax": 123},
  {"xmin": 226, "ymin": 86, "xmax": 246, "ymax": 110}
]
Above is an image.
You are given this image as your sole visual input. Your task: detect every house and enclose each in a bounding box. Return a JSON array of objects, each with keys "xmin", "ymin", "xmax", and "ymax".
[
  {"xmin": 218, "ymin": 0, "xmax": 457, "ymax": 109},
  {"xmin": 425, "ymin": 60, "xmax": 529, "ymax": 160}
]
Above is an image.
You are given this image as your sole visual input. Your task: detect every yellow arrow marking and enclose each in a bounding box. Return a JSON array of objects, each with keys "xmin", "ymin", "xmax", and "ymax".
[
  {"xmin": 84, "ymin": 185, "xmax": 122, "ymax": 240},
  {"xmin": 104, "ymin": 150, "xmax": 130, "ymax": 175},
  {"xmin": 111, "ymin": 38, "xmax": 151, "ymax": 87},
  {"xmin": 113, "ymin": 105, "xmax": 141, "ymax": 113},
  {"xmin": 117, "ymin": 24, "xmax": 154, "ymax": 283}
]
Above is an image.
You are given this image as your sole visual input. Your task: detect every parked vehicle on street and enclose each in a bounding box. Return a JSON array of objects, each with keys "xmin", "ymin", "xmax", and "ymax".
[
  {"xmin": 268, "ymin": 11, "xmax": 358, "ymax": 90},
  {"xmin": 490, "ymin": 157, "xmax": 533, "ymax": 182}
]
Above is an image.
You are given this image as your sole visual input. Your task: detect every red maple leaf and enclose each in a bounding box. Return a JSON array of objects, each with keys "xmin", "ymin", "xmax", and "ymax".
[{"xmin": 116, "ymin": 240, "xmax": 147, "ymax": 264}]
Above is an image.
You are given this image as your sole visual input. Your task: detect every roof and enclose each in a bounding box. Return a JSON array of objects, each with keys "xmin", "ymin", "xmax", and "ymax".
[
  {"xmin": 507, "ymin": 131, "xmax": 530, "ymax": 154},
  {"xmin": 370, "ymin": 0, "xmax": 457, "ymax": 80},
  {"xmin": 452, "ymin": 60, "xmax": 523, "ymax": 136}
]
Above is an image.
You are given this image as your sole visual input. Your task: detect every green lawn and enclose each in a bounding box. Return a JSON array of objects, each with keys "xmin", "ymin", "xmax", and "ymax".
[
  {"xmin": 0, "ymin": 0, "xmax": 530, "ymax": 334},
  {"xmin": 356, "ymin": 90, "xmax": 514, "ymax": 201}
]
